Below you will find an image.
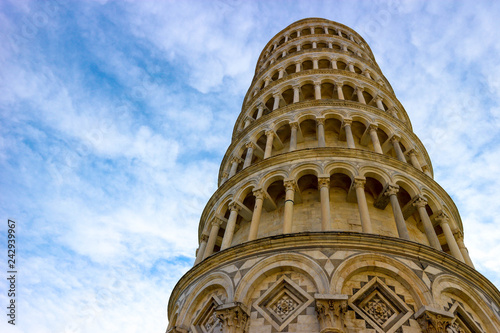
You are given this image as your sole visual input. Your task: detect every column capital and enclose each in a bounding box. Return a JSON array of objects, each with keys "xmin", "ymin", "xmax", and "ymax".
[
  {"xmin": 407, "ymin": 148, "xmax": 417, "ymax": 156},
  {"xmin": 245, "ymin": 141, "xmax": 256, "ymax": 149},
  {"xmin": 413, "ymin": 196, "xmax": 428, "ymax": 208},
  {"xmin": 211, "ymin": 217, "xmax": 223, "ymax": 227},
  {"xmin": 252, "ymin": 188, "xmax": 266, "ymax": 200},
  {"xmin": 290, "ymin": 121, "xmax": 299, "ymax": 129},
  {"xmin": 244, "ymin": 116, "xmax": 255, "ymax": 123},
  {"xmin": 216, "ymin": 302, "xmax": 249, "ymax": 333},
  {"xmin": 369, "ymin": 123, "xmax": 379, "ymax": 131},
  {"xmin": 390, "ymin": 134, "xmax": 401, "ymax": 143},
  {"xmin": 230, "ymin": 156, "xmax": 243, "ymax": 164},
  {"xmin": 316, "ymin": 117, "xmax": 325, "ymax": 125},
  {"xmin": 292, "ymin": 83, "xmax": 301, "ymax": 89},
  {"xmin": 435, "ymin": 211, "xmax": 450, "ymax": 224},
  {"xmin": 353, "ymin": 177, "xmax": 366, "ymax": 189},
  {"xmin": 228, "ymin": 202, "xmax": 241, "ymax": 213},
  {"xmin": 313, "ymin": 80, "xmax": 321, "ymax": 86},
  {"xmin": 257, "ymin": 102, "xmax": 264, "ymax": 108},
  {"xmin": 384, "ymin": 184, "xmax": 400, "ymax": 196},
  {"xmin": 453, "ymin": 229, "xmax": 464, "ymax": 240},
  {"xmin": 342, "ymin": 118, "xmax": 352, "ymax": 127},
  {"xmin": 354, "ymin": 86, "xmax": 364, "ymax": 92},
  {"xmin": 315, "ymin": 296, "xmax": 348, "ymax": 333},
  {"xmin": 222, "ymin": 171, "xmax": 229, "ymax": 178},
  {"xmin": 265, "ymin": 129, "xmax": 275, "ymax": 137},
  {"xmin": 200, "ymin": 234, "xmax": 209, "ymax": 242},
  {"xmin": 272, "ymin": 92, "xmax": 281, "ymax": 98},
  {"xmin": 415, "ymin": 307, "xmax": 454, "ymax": 333},
  {"xmin": 284, "ymin": 179, "xmax": 297, "ymax": 191},
  {"xmin": 318, "ymin": 177, "xmax": 330, "ymax": 188}
]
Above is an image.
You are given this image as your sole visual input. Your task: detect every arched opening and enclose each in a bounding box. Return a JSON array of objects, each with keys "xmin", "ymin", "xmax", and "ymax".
[
  {"xmin": 301, "ymin": 84, "xmax": 315, "ymax": 101},
  {"xmin": 324, "ymin": 118, "xmax": 342, "ymax": 147},
  {"xmin": 299, "ymin": 119, "xmax": 317, "ymax": 149},
  {"xmin": 275, "ymin": 123, "xmax": 291, "ymax": 155},
  {"xmin": 342, "ymin": 84, "xmax": 355, "ymax": 100},
  {"xmin": 302, "ymin": 43, "xmax": 313, "ymax": 50},
  {"xmin": 317, "ymin": 42, "xmax": 327, "ymax": 49},
  {"xmin": 318, "ymin": 59, "xmax": 330, "ymax": 69},
  {"xmin": 337, "ymin": 60, "xmax": 347, "ymax": 70},
  {"xmin": 288, "ymin": 46, "xmax": 297, "ymax": 55},
  {"xmin": 285, "ymin": 64, "xmax": 296, "ymax": 75},
  {"xmin": 281, "ymin": 88, "xmax": 294, "ymax": 106},
  {"xmin": 321, "ymin": 83, "xmax": 335, "ymax": 99},
  {"xmin": 301, "ymin": 28, "xmax": 311, "ymax": 36},
  {"xmin": 302, "ymin": 60, "xmax": 313, "ymax": 71},
  {"xmin": 314, "ymin": 27, "xmax": 324, "ymax": 34}
]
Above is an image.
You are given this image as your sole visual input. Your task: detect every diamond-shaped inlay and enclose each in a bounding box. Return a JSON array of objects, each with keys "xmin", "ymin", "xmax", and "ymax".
[
  {"xmin": 349, "ymin": 277, "xmax": 413, "ymax": 333},
  {"xmin": 254, "ymin": 276, "xmax": 314, "ymax": 331},
  {"xmin": 193, "ymin": 296, "xmax": 223, "ymax": 333}
]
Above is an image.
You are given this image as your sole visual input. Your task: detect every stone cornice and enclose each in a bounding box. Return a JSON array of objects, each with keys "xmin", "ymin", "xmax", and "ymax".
[
  {"xmin": 168, "ymin": 232, "xmax": 500, "ymax": 317},
  {"xmin": 209, "ymin": 148, "xmax": 454, "ymax": 237}
]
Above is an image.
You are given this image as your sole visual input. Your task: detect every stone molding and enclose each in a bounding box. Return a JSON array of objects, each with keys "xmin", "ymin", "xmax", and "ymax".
[
  {"xmin": 168, "ymin": 232, "xmax": 495, "ymax": 317},
  {"xmin": 215, "ymin": 302, "xmax": 249, "ymax": 333}
]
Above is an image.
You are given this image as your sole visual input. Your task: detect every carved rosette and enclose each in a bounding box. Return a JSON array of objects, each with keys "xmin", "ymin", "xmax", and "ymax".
[
  {"xmin": 315, "ymin": 298, "xmax": 348, "ymax": 333},
  {"xmin": 216, "ymin": 303, "xmax": 249, "ymax": 333}
]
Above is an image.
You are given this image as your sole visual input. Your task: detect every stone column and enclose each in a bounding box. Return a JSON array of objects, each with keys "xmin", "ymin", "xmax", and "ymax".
[
  {"xmin": 373, "ymin": 97, "xmax": 384, "ymax": 110},
  {"xmin": 436, "ymin": 213, "xmax": 465, "ymax": 262},
  {"xmin": 348, "ymin": 62, "xmax": 355, "ymax": 73},
  {"xmin": 310, "ymin": 26, "xmax": 315, "ymax": 34},
  {"xmin": 324, "ymin": 26, "xmax": 329, "ymax": 34},
  {"xmin": 454, "ymin": 230, "xmax": 475, "ymax": 268},
  {"xmin": 413, "ymin": 197, "xmax": 441, "ymax": 250},
  {"xmin": 315, "ymin": 297, "xmax": 348, "ymax": 333},
  {"xmin": 391, "ymin": 136, "xmax": 406, "ymax": 162},
  {"xmin": 221, "ymin": 172, "xmax": 229, "ymax": 184},
  {"xmin": 328, "ymin": 42, "xmax": 333, "ymax": 48},
  {"xmin": 273, "ymin": 93, "xmax": 280, "ymax": 110},
  {"xmin": 203, "ymin": 218, "xmax": 223, "ymax": 259},
  {"xmin": 317, "ymin": 118, "xmax": 326, "ymax": 147},
  {"xmin": 278, "ymin": 67, "xmax": 285, "ymax": 79},
  {"xmin": 228, "ymin": 156, "xmax": 241, "ymax": 177},
  {"xmin": 355, "ymin": 87, "xmax": 366, "ymax": 104},
  {"xmin": 313, "ymin": 58, "xmax": 319, "ymax": 69},
  {"xmin": 331, "ymin": 58, "xmax": 337, "ymax": 69},
  {"xmin": 363, "ymin": 69, "xmax": 372, "ymax": 79},
  {"xmin": 220, "ymin": 203, "xmax": 240, "ymax": 250},
  {"xmin": 243, "ymin": 142, "xmax": 255, "ymax": 169},
  {"xmin": 248, "ymin": 189, "xmax": 265, "ymax": 241},
  {"xmin": 194, "ymin": 234, "xmax": 209, "ymax": 265},
  {"xmin": 243, "ymin": 117, "xmax": 252, "ymax": 129},
  {"xmin": 384, "ymin": 185, "xmax": 410, "ymax": 240},
  {"xmin": 408, "ymin": 149, "xmax": 423, "ymax": 171},
  {"xmin": 283, "ymin": 180, "xmax": 296, "ymax": 234},
  {"xmin": 256, "ymin": 103, "xmax": 264, "ymax": 119},
  {"xmin": 343, "ymin": 119, "xmax": 355, "ymax": 149},
  {"xmin": 293, "ymin": 84, "xmax": 300, "ymax": 103},
  {"xmin": 336, "ymin": 82, "xmax": 344, "ymax": 100},
  {"xmin": 318, "ymin": 177, "xmax": 331, "ymax": 231},
  {"xmin": 264, "ymin": 77, "xmax": 271, "ymax": 87},
  {"xmin": 284, "ymin": 35, "xmax": 289, "ymax": 42},
  {"xmin": 290, "ymin": 122, "xmax": 298, "ymax": 151},
  {"xmin": 314, "ymin": 81, "xmax": 321, "ymax": 99},
  {"xmin": 422, "ymin": 165, "xmax": 433, "ymax": 177},
  {"xmin": 216, "ymin": 303, "xmax": 249, "ymax": 333},
  {"xmin": 369, "ymin": 124, "xmax": 383, "ymax": 154},
  {"xmin": 295, "ymin": 61, "xmax": 301, "ymax": 73},
  {"xmin": 354, "ymin": 177, "xmax": 372, "ymax": 233},
  {"xmin": 264, "ymin": 130, "xmax": 274, "ymax": 159}
]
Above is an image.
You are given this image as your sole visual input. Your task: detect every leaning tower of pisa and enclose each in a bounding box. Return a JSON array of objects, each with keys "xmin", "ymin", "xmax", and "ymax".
[{"xmin": 166, "ymin": 18, "xmax": 500, "ymax": 333}]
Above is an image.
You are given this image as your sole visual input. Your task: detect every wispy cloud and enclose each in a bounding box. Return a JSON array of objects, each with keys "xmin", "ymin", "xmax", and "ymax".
[{"xmin": 1, "ymin": 1, "xmax": 499, "ymax": 332}]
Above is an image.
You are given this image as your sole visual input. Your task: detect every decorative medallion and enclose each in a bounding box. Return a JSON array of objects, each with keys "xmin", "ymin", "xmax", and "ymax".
[
  {"xmin": 254, "ymin": 276, "xmax": 314, "ymax": 331},
  {"xmin": 192, "ymin": 296, "xmax": 223, "ymax": 333},
  {"xmin": 349, "ymin": 277, "xmax": 413, "ymax": 333}
]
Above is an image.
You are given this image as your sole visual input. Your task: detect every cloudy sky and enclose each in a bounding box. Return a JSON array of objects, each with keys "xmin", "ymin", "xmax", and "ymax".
[{"xmin": 1, "ymin": 0, "xmax": 500, "ymax": 332}]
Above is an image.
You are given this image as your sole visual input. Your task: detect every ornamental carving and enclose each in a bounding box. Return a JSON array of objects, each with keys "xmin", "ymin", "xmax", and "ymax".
[
  {"xmin": 216, "ymin": 303, "xmax": 249, "ymax": 333},
  {"xmin": 315, "ymin": 298, "xmax": 348, "ymax": 333},
  {"xmin": 416, "ymin": 311, "xmax": 453, "ymax": 333}
]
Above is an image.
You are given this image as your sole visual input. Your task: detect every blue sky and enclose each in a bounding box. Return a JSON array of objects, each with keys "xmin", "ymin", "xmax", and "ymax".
[{"xmin": 1, "ymin": 1, "xmax": 500, "ymax": 332}]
